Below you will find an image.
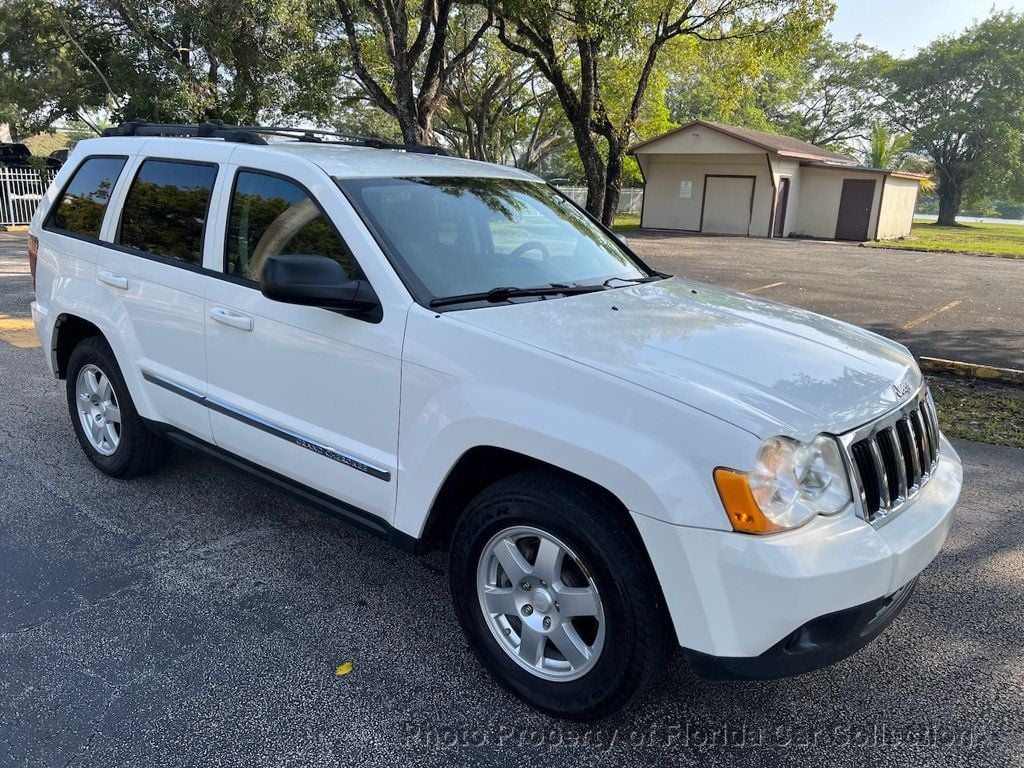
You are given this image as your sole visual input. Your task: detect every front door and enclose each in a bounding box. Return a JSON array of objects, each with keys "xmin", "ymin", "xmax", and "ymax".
[
  {"xmin": 773, "ymin": 177, "xmax": 791, "ymax": 237},
  {"xmin": 202, "ymin": 162, "xmax": 404, "ymax": 524},
  {"xmin": 836, "ymin": 179, "xmax": 876, "ymax": 241}
]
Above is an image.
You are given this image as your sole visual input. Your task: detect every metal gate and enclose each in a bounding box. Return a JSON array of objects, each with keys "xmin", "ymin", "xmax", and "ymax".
[{"xmin": 1, "ymin": 167, "xmax": 56, "ymax": 226}]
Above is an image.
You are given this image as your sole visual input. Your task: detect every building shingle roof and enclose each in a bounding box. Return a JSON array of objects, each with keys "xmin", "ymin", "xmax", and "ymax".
[{"xmin": 630, "ymin": 120, "xmax": 857, "ymax": 164}]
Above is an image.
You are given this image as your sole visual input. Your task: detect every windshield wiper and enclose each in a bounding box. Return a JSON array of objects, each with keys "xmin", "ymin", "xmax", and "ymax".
[
  {"xmin": 429, "ymin": 284, "xmax": 607, "ymax": 308},
  {"xmin": 602, "ymin": 273, "xmax": 670, "ymax": 288}
]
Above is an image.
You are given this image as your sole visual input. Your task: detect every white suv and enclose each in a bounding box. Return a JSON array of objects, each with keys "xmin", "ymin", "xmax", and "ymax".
[{"xmin": 29, "ymin": 122, "xmax": 962, "ymax": 720}]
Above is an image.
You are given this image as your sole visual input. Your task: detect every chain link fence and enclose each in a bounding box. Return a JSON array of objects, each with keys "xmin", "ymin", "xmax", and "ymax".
[
  {"xmin": 1, "ymin": 167, "xmax": 56, "ymax": 227},
  {"xmin": 554, "ymin": 187, "xmax": 643, "ymax": 215}
]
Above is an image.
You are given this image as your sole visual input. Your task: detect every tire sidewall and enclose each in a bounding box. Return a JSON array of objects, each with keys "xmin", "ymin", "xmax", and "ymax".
[
  {"xmin": 451, "ymin": 490, "xmax": 644, "ymax": 717},
  {"xmin": 65, "ymin": 339, "xmax": 139, "ymax": 476}
]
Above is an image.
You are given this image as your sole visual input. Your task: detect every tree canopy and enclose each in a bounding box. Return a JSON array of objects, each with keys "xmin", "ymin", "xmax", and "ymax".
[
  {"xmin": 2, "ymin": 1, "xmax": 1023, "ymax": 224},
  {"xmin": 888, "ymin": 12, "xmax": 1024, "ymax": 224}
]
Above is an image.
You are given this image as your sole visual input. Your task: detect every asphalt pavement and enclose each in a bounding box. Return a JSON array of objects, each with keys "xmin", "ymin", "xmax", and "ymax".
[
  {"xmin": 627, "ymin": 231, "xmax": 1024, "ymax": 372},
  {"xmin": 2, "ymin": 231, "xmax": 1024, "ymax": 766}
]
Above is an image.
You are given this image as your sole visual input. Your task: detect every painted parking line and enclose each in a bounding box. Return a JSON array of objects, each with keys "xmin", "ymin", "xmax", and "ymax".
[
  {"xmin": 0, "ymin": 314, "xmax": 40, "ymax": 348},
  {"xmin": 898, "ymin": 300, "xmax": 962, "ymax": 332},
  {"xmin": 748, "ymin": 281, "xmax": 787, "ymax": 293}
]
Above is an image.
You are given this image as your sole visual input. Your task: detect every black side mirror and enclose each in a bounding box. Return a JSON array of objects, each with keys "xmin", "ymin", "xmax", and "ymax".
[{"xmin": 260, "ymin": 255, "xmax": 379, "ymax": 315}]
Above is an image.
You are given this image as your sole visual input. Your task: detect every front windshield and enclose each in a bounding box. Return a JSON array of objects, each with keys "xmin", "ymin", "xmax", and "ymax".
[{"xmin": 337, "ymin": 176, "xmax": 648, "ymax": 303}]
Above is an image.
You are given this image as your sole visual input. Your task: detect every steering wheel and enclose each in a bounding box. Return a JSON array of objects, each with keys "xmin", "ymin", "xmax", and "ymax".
[{"xmin": 508, "ymin": 240, "xmax": 551, "ymax": 262}]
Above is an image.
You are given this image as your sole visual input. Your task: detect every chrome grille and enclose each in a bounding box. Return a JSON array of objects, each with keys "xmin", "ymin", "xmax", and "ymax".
[{"xmin": 843, "ymin": 392, "xmax": 941, "ymax": 524}]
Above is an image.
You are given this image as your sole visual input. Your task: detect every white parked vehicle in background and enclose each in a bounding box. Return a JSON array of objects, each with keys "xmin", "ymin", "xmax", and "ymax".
[{"xmin": 28, "ymin": 122, "xmax": 962, "ymax": 720}]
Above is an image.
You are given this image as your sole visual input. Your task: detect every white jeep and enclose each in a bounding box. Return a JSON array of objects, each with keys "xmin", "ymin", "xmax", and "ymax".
[{"xmin": 28, "ymin": 122, "xmax": 962, "ymax": 720}]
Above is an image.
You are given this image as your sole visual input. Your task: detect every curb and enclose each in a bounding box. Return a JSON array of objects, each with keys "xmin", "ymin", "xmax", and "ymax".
[
  {"xmin": 863, "ymin": 242, "xmax": 1024, "ymax": 261},
  {"xmin": 920, "ymin": 357, "xmax": 1024, "ymax": 386}
]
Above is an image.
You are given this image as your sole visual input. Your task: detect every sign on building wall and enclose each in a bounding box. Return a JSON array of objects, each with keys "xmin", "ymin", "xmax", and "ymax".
[{"xmin": 678, "ymin": 180, "xmax": 692, "ymax": 198}]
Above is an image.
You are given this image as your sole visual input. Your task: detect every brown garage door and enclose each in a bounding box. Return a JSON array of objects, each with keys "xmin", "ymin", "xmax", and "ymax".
[
  {"xmin": 836, "ymin": 179, "xmax": 876, "ymax": 241},
  {"xmin": 701, "ymin": 176, "xmax": 755, "ymax": 235}
]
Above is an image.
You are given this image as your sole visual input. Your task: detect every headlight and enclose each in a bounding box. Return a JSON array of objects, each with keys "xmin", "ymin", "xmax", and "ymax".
[{"xmin": 715, "ymin": 434, "xmax": 852, "ymax": 534}]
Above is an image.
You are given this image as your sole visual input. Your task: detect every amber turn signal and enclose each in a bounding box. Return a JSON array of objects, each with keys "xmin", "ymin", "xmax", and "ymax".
[{"xmin": 713, "ymin": 468, "xmax": 785, "ymax": 534}]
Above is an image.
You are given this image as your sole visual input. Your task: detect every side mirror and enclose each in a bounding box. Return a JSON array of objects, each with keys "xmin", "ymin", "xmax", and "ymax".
[{"xmin": 260, "ymin": 255, "xmax": 379, "ymax": 314}]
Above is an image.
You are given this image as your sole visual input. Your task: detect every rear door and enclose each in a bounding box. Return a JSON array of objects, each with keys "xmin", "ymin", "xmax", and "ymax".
[
  {"xmin": 38, "ymin": 154, "xmax": 129, "ymax": 292},
  {"xmin": 96, "ymin": 143, "xmax": 227, "ymax": 440},
  {"xmin": 202, "ymin": 153, "xmax": 407, "ymax": 525}
]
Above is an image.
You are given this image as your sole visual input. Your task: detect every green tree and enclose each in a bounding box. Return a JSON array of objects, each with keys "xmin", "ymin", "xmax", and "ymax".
[
  {"xmin": 0, "ymin": 0, "xmax": 114, "ymax": 137},
  {"xmin": 330, "ymin": 0, "xmax": 491, "ymax": 145},
  {"xmin": 488, "ymin": 0, "xmax": 833, "ymax": 225},
  {"xmin": 0, "ymin": 0, "xmax": 324, "ymax": 132},
  {"xmin": 888, "ymin": 11, "xmax": 1024, "ymax": 225},
  {"xmin": 864, "ymin": 123, "xmax": 911, "ymax": 170},
  {"xmin": 664, "ymin": 32, "xmax": 803, "ymax": 132},
  {"xmin": 768, "ymin": 36, "xmax": 892, "ymax": 148}
]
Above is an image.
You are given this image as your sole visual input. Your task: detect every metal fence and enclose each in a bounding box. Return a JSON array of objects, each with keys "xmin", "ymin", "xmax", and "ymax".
[
  {"xmin": 1, "ymin": 167, "xmax": 56, "ymax": 227},
  {"xmin": 554, "ymin": 186, "xmax": 644, "ymax": 215}
]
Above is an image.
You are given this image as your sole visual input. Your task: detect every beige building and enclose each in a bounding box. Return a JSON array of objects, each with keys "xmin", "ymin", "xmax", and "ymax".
[{"xmin": 630, "ymin": 121, "xmax": 923, "ymax": 241}]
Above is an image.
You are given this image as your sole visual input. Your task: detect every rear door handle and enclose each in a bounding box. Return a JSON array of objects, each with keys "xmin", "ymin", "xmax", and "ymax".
[
  {"xmin": 209, "ymin": 306, "xmax": 254, "ymax": 332},
  {"xmin": 97, "ymin": 270, "xmax": 128, "ymax": 290}
]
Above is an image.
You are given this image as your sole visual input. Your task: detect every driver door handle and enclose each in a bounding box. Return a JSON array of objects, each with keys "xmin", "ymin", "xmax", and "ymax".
[
  {"xmin": 97, "ymin": 270, "xmax": 128, "ymax": 290},
  {"xmin": 209, "ymin": 307, "xmax": 254, "ymax": 332}
]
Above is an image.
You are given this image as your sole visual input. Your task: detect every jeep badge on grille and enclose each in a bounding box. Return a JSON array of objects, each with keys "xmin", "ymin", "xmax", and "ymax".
[{"xmin": 892, "ymin": 378, "xmax": 913, "ymax": 399}]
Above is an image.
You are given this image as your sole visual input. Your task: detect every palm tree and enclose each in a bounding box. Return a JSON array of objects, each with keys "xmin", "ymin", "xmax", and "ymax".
[
  {"xmin": 865, "ymin": 123, "xmax": 934, "ymax": 194},
  {"xmin": 865, "ymin": 123, "xmax": 912, "ymax": 170}
]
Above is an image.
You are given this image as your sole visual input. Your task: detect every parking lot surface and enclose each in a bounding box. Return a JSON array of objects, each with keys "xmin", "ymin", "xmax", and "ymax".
[
  {"xmin": 2, "ymin": 231, "xmax": 1023, "ymax": 766},
  {"xmin": 628, "ymin": 231, "xmax": 1024, "ymax": 371}
]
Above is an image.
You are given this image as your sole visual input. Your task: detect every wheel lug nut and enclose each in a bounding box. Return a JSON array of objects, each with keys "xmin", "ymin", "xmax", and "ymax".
[
  {"xmin": 520, "ymin": 582, "xmax": 531, "ymax": 591},
  {"xmin": 522, "ymin": 605, "xmax": 533, "ymax": 616},
  {"xmin": 543, "ymin": 616, "xmax": 551, "ymax": 629},
  {"xmin": 539, "ymin": 580, "xmax": 548, "ymax": 588}
]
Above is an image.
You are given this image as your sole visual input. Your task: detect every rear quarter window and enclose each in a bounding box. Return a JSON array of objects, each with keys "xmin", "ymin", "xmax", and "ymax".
[
  {"xmin": 45, "ymin": 156, "xmax": 128, "ymax": 238},
  {"xmin": 118, "ymin": 159, "xmax": 218, "ymax": 265}
]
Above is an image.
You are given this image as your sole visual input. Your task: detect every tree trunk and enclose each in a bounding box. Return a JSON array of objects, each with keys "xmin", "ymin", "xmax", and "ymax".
[
  {"xmin": 573, "ymin": 127, "xmax": 605, "ymax": 219},
  {"xmin": 936, "ymin": 168, "xmax": 964, "ymax": 226},
  {"xmin": 601, "ymin": 138, "xmax": 626, "ymax": 226}
]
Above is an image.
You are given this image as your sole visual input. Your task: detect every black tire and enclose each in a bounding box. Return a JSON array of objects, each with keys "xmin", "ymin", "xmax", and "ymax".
[
  {"xmin": 65, "ymin": 335, "xmax": 171, "ymax": 478},
  {"xmin": 449, "ymin": 470, "xmax": 675, "ymax": 720}
]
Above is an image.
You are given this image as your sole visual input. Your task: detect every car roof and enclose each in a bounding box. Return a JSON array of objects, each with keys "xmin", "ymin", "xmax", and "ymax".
[
  {"xmin": 74, "ymin": 136, "xmax": 541, "ymax": 182},
  {"xmin": 269, "ymin": 142, "xmax": 539, "ymax": 181}
]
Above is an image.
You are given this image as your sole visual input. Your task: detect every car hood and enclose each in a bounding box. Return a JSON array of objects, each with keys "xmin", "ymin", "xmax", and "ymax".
[{"xmin": 447, "ymin": 277, "xmax": 921, "ymax": 439}]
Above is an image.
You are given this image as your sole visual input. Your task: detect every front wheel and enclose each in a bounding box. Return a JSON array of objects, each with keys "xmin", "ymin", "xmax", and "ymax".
[{"xmin": 449, "ymin": 470, "xmax": 675, "ymax": 720}]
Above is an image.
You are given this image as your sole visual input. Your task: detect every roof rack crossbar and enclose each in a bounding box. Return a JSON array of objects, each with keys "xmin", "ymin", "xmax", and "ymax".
[{"xmin": 101, "ymin": 121, "xmax": 449, "ymax": 155}]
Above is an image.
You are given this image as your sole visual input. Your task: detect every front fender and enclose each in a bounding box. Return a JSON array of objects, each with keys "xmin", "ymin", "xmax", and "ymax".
[{"xmin": 393, "ymin": 307, "xmax": 758, "ymax": 539}]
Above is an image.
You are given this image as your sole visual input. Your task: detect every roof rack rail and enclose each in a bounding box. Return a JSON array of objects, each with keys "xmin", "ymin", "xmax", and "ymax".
[{"xmin": 101, "ymin": 120, "xmax": 450, "ymax": 155}]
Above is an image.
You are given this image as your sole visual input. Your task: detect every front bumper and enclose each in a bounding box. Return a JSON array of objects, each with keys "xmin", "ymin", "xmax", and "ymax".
[
  {"xmin": 632, "ymin": 434, "xmax": 962, "ymax": 660},
  {"xmin": 684, "ymin": 576, "xmax": 918, "ymax": 679}
]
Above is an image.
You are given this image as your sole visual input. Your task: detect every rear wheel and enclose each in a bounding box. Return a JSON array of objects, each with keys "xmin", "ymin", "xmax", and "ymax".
[
  {"xmin": 65, "ymin": 336, "xmax": 171, "ymax": 478},
  {"xmin": 449, "ymin": 470, "xmax": 674, "ymax": 720}
]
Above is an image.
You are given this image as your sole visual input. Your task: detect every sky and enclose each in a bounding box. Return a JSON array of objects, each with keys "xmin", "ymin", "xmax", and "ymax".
[{"xmin": 829, "ymin": 0, "xmax": 1024, "ymax": 55}]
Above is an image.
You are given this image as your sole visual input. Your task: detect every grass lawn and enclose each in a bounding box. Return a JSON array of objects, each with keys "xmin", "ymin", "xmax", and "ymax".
[
  {"xmin": 929, "ymin": 374, "xmax": 1024, "ymax": 450},
  {"xmin": 611, "ymin": 213, "xmax": 641, "ymax": 233},
  {"xmin": 871, "ymin": 219, "xmax": 1024, "ymax": 257}
]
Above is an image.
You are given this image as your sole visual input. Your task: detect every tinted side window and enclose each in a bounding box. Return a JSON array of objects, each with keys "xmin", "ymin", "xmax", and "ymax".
[
  {"xmin": 46, "ymin": 156, "xmax": 127, "ymax": 238},
  {"xmin": 118, "ymin": 160, "xmax": 217, "ymax": 264},
  {"xmin": 226, "ymin": 170, "xmax": 359, "ymax": 283}
]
